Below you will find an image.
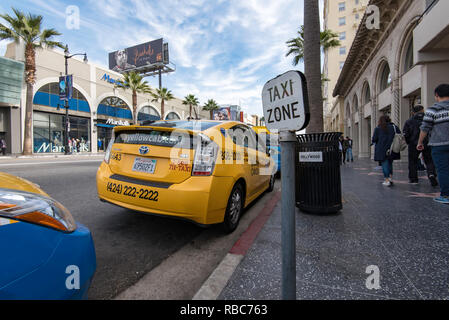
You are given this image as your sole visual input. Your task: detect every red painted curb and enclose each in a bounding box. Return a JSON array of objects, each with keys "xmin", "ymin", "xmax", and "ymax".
[{"xmin": 229, "ymin": 191, "xmax": 281, "ymax": 256}]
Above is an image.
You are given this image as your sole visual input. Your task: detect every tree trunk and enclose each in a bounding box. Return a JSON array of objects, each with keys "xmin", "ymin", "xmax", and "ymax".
[
  {"xmin": 189, "ymin": 104, "xmax": 192, "ymax": 118},
  {"xmin": 132, "ymin": 90, "xmax": 137, "ymax": 124},
  {"xmin": 304, "ymin": 0, "xmax": 323, "ymax": 133},
  {"xmin": 193, "ymin": 106, "xmax": 198, "ymax": 119},
  {"xmin": 210, "ymin": 110, "xmax": 213, "ymax": 120},
  {"xmin": 23, "ymin": 82, "xmax": 34, "ymax": 155},
  {"xmin": 161, "ymin": 99, "xmax": 165, "ymax": 120},
  {"xmin": 23, "ymin": 44, "xmax": 37, "ymax": 155}
]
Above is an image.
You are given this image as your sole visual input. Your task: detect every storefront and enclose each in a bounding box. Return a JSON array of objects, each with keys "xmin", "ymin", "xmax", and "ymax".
[
  {"xmin": 32, "ymin": 82, "xmax": 92, "ymax": 153},
  {"xmin": 0, "ymin": 56, "xmax": 24, "ymax": 155},
  {"xmin": 33, "ymin": 111, "xmax": 90, "ymax": 153},
  {"xmin": 95, "ymin": 96, "xmax": 132, "ymax": 151}
]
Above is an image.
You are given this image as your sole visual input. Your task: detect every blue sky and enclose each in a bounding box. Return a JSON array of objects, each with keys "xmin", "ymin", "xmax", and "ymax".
[{"xmin": 0, "ymin": 0, "xmax": 322, "ymax": 116}]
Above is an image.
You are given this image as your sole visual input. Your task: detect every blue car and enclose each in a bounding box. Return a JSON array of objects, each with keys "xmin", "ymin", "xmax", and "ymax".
[
  {"xmin": 268, "ymin": 145, "xmax": 281, "ymax": 175},
  {"xmin": 0, "ymin": 172, "xmax": 96, "ymax": 299}
]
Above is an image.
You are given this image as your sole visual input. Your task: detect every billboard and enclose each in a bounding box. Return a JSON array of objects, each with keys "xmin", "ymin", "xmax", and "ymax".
[
  {"xmin": 109, "ymin": 38, "xmax": 164, "ymax": 73},
  {"xmin": 213, "ymin": 106, "xmax": 244, "ymax": 121}
]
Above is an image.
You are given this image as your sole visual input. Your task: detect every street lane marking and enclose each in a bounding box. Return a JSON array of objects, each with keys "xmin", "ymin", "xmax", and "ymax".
[{"xmin": 0, "ymin": 160, "xmax": 103, "ymax": 167}]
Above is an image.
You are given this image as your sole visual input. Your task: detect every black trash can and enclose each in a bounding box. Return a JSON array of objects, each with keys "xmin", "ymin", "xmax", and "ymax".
[{"xmin": 295, "ymin": 132, "xmax": 342, "ymax": 213}]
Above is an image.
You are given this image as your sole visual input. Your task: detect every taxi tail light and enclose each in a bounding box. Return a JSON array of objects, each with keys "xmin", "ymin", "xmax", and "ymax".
[
  {"xmin": 192, "ymin": 134, "xmax": 218, "ymax": 176},
  {"xmin": 104, "ymin": 133, "xmax": 115, "ymax": 164},
  {"xmin": 0, "ymin": 189, "xmax": 76, "ymax": 233}
]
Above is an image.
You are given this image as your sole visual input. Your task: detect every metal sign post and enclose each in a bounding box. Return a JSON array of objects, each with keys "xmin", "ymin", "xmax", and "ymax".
[
  {"xmin": 262, "ymin": 70, "xmax": 310, "ymax": 300},
  {"xmin": 280, "ymin": 130, "xmax": 297, "ymax": 299}
]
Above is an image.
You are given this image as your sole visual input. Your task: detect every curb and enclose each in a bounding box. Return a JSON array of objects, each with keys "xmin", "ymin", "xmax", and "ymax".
[
  {"xmin": 193, "ymin": 191, "xmax": 281, "ymax": 300},
  {"xmin": 0, "ymin": 153, "xmax": 104, "ymax": 160}
]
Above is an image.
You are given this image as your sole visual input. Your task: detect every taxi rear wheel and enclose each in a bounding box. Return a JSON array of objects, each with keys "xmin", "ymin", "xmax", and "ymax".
[
  {"xmin": 222, "ymin": 183, "xmax": 244, "ymax": 233},
  {"xmin": 267, "ymin": 174, "xmax": 275, "ymax": 192}
]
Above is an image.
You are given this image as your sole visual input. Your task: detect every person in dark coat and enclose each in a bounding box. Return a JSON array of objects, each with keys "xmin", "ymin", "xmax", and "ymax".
[
  {"xmin": 372, "ymin": 115, "xmax": 400, "ymax": 186},
  {"xmin": 403, "ymin": 105, "xmax": 438, "ymax": 186}
]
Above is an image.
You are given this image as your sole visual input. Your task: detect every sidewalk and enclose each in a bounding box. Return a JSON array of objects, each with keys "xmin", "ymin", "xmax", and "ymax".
[
  {"xmin": 0, "ymin": 152, "xmax": 104, "ymax": 160},
  {"xmin": 215, "ymin": 159, "xmax": 449, "ymax": 300}
]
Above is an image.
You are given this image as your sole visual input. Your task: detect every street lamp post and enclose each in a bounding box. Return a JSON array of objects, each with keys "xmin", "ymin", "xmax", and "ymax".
[{"xmin": 63, "ymin": 46, "xmax": 87, "ymax": 155}]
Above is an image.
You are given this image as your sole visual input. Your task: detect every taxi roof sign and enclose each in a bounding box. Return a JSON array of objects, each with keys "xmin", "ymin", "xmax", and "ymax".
[{"xmin": 262, "ymin": 70, "xmax": 310, "ymax": 132}]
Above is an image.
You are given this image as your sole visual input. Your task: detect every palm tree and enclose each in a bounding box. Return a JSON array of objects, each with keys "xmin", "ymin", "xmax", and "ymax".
[
  {"xmin": 202, "ymin": 99, "xmax": 219, "ymax": 120},
  {"xmin": 303, "ymin": 0, "xmax": 324, "ymax": 133},
  {"xmin": 151, "ymin": 87, "xmax": 174, "ymax": 120},
  {"xmin": 115, "ymin": 71, "xmax": 151, "ymax": 124},
  {"xmin": 286, "ymin": 25, "xmax": 340, "ymax": 66},
  {"xmin": 0, "ymin": 8, "xmax": 64, "ymax": 155},
  {"xmin": 182, "ymin": 94, "xmax": 200, "ymax": 119}
]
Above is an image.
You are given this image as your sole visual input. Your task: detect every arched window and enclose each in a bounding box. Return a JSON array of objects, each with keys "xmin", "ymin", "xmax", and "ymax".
[
  {"xmin": 363, "ymin": 83, "xmax": 371, "ymax": 105},
  {"xmin": 379, "ymin": 63, "xmax": 392, "ymax": 92},
  {"xmin": 353, "ymin": 95, "xmax": 359, "ymax": 113},
  {"xmin": 97, "ymin": 96, "xmax": 132, "ymax": 119},
  {"xmin": 33, "ymin": 82, "xmax": 90, "ymax": 113},
  {"xmin": 165, "ymin": 112, "xmax": 180, "ymax": 120},
  {"xmin": 138, "ymin": 106, "xmax": 160, "ymax": 121},
  {"xmin": 403, "ymin": 37, "xmax": 414, "ymax": 73}
]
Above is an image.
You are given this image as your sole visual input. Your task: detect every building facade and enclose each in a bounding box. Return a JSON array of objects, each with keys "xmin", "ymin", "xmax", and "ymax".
[
  {"xmin": 323, "ymin": 0, "xmax": 368, "ymax": 132},
  {"xmin": 0, "ymin": 56, "xmax": 24, "ymax": 154},
  {"xmin": 333, "ymin": 0, "xmax": 449, "ymax": 159},
  {"xmin": 4, "ymin": 42, "xmax": 209, "ymax": 154}
]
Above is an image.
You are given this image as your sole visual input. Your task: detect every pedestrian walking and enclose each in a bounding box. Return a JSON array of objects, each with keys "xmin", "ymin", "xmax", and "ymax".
[
  {"xmin": 338, "ymin": 136, "xmax": 344, "ymax": 165},
  {"xmin": 403, "ymin": 105, "xmax": 438, "ymax": 186},
  {"xmin": 372, "ymin": 115, "xmax": 400, "ymax": 187},
  {"xmin": 0, "ymin": 138, "xmax": 6, "ymax": 156},
  {"xmin": 341, "ymin": 137, "xmax": 349, "ymax": 164},
  {"xmin": 417, "ymin": 84, "xmax": 449, "ymax": 204},
  {"xmin": 72, "ymin": 138, "xmax": 77, "ymax": 153},
  {"xmin": 345, "ymin": 136, "xmax": 354, "ymax": 162}
]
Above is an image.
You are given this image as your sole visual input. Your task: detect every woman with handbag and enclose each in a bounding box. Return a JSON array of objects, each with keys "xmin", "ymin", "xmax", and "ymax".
[{"xmin": 372, "ymin": 115, "xmax": 401, "ymax": 186}]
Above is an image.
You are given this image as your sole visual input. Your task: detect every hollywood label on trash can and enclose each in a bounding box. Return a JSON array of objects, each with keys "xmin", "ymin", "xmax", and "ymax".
[
  {"xmin": 262, "ymin": 70, "xmax": 310, "ymax": 132},
  {"xmin": 299, "ymin": 151, "xmax": 323, "ymax": 162}
]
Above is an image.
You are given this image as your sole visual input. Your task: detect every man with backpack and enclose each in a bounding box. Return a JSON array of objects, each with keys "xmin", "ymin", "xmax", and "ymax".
[
  {"xmin": 403, "ymin": 105, "xmax": 438, "ymax": 186},
  {"xmin": 417, "ymin": 84, "xmax": 449, "ymax": 205}
]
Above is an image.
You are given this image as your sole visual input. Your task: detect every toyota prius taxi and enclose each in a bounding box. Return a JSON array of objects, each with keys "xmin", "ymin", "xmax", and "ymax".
[
  {"xmin": 0, "ymin": 172, "xmax": 96, "ymax": 299},
  {"xmin": 96, "ymin": 120, "xmax": 276, "ymax": 232}
]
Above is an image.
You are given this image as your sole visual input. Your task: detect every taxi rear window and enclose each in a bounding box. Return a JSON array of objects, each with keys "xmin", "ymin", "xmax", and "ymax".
[
  {"xmin": 115, "ymin": 130, "xmax": 196, "ymax": 148},
  {"xmin": 148, "ymin": 120, "xmax": 221, "ymax": 131}
]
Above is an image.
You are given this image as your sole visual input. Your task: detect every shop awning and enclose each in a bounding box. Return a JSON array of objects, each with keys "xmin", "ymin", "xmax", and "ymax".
[{"xmin": 95, "ymin": 123, "xmax": 115, "ymax": 128}]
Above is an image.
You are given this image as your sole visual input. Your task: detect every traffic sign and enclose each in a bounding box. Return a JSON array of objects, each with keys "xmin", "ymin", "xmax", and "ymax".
[{"xmin": 262, "ymin": 70, "xmax": 310, "ymax": 132}]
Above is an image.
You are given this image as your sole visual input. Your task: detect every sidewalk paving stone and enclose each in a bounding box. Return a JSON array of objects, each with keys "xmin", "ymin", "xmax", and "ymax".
[{"xmin": 219, "ymin": 159, "xmax": 449, "ymax": 300}]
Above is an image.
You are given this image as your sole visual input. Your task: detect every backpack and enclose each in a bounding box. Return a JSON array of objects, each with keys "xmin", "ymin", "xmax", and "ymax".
[{"xmin": 391, "ymin": 124, "xmax": 407, "ymax": 153}]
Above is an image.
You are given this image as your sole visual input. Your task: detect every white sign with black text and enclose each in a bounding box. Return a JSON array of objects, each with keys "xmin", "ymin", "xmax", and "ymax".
[
  {"xmin": 299, "ymin": 151, "xmax": 323, "ymax": 163},
  {"xmin": 262, "ymin": 70, "xmax": 310, "ymax": 132}
]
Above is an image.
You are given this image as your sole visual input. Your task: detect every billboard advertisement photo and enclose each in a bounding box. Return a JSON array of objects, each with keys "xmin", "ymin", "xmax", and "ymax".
[
  {"xmin": 109, "ymin": 38, "xmax": 164, "ymax": 73},
  {"xmin": 213, "ymin": 108, "xmax": 231, "ymax": 121}
]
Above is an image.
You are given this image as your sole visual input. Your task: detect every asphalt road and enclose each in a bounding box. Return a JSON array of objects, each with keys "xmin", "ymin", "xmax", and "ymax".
[{"xmin": 0, "ymin": 158, "xmax": 206, "ymax": 299}]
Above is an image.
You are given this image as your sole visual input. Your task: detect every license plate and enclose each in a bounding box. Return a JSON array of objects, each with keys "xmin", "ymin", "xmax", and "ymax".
[{"xmin": 132, "ymin": 157, "xmax": 157, "ymax": 174}]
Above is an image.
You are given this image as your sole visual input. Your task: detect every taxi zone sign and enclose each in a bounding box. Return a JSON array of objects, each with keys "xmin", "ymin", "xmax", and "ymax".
[{"xmin": 262, "ymin": 70, "xmax": 310, "ymax": 132}]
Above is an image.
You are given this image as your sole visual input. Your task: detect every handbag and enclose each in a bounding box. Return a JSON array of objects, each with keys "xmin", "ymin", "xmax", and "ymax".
[{"xmin": 391, "ymin": 124, "xmax": 407, "ymax": 153}]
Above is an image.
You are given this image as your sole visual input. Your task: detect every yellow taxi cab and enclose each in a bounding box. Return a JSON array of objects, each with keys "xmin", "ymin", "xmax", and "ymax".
[{"xmin": 96, "ymin": 120, "xmax": 276, "ymax": 232}]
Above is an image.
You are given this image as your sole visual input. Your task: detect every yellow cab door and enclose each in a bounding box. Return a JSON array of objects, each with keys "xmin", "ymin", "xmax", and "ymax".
[
  {"xmin": 229, "ymin": 125, "xmax": 261, "ymax": 198},
  {"xmin": 252, "ymin": 128, "xmax": 272, "ymax": 190}
]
